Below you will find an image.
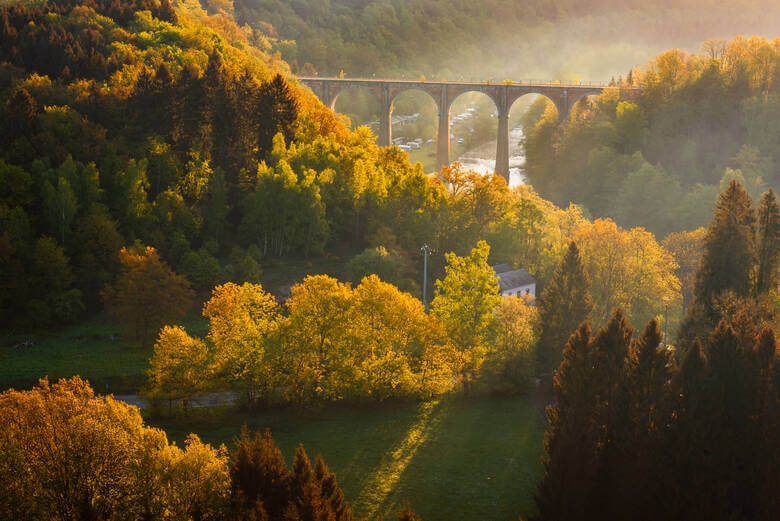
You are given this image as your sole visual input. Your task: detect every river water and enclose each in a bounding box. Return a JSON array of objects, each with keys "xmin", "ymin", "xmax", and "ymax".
[{"xmin": 455, "ymin": 126, "xmax": 527, "ymax": 188}]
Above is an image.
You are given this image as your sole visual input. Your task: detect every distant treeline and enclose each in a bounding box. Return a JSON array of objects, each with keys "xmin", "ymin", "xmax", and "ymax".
[
  {"xmin": 523, "ymin": 36, "xmax": 780, "ymax": 237},
  {"xmin": 230, "ymin": 0, "xmax": 780, "ymax": 79}
]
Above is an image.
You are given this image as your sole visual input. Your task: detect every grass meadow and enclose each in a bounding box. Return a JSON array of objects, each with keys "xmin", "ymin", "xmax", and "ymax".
[{"xmin": 154, "ymin": 395, "xmax": 545, "ymax": 521}]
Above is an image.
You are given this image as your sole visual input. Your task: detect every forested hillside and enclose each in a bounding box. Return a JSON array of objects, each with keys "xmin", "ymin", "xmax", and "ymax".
[
  {"xmin": 228, "ymin": 0, "xmax": 780, "ymax": 80},
  {"xmin": 0, "ymin": 0, "xmax": 430, "ymax": 329},
  {"xmin": 523, "ymin": 37, "xmax": 780, "ymax": 236}
]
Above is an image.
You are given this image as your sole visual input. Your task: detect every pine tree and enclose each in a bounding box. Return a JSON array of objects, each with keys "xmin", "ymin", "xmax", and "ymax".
[
  {"xmin": 694, "ymin": 180, "xmax": 755, "ymax": 303},
  {"xmin": 257, "ymin": 74, "xmax": 299, "ymax": 157},
  {"xmin": 617, "ymin": 318, "xmax": 671, "ymax": 520},
  {"xmin": 1, "ymin": 88, "xmax": 36, "ymax": 142},
  {"xmin": 755, "ymin": 189, "xmax": 780, "ymax": 295},
  {"xmin": 679, "ymin": 181, "xmax": 756, "ymax": 344},
  {"xmin": 157, "ymin": 0, "xmax": 178, "ymax": 24},
  {"xmin": 286, "ymin": 445, "xmax": 325, "ymax": 521},
  {"xmin": 533, "ymin": 322, "xmax": 599, "ymax": 521},
  {"xmin": 587, "ymin": 309, "xmax": 633, "ymax": 521},
  {"xmin": 537, "ymin": 241, "xmax": 593, "ymax": 379},
  {"xmin": 313, "ymin": 456, "xmax": 351, "ymax": 521},
  {"xmin": 230, "ymin": 428, "xmax": 291, "ymax": 520}
]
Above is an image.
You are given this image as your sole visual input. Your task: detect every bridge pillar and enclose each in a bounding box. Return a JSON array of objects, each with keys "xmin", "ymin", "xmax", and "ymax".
[
  {"xmin": 378, "ymin": 85, "xmax": 392, "ymax": 147},
  {"xmin": 378, "ymin": 107, "xmax": 392, "ymax": 147},
  {"xmin": 436, "ymin": 91, "xmax": 450, "ymax": 172},
  {"xmin": 495, "ymin": 89, "xmax": 510, "ymax": 183}
]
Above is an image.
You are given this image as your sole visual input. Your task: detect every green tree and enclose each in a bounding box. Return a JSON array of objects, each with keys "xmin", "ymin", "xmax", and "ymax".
[
  {"xmin": 41, "ymin": 176, "xmax": 77, "ymax": 246},
  {"xmin": 430, "ymin": 240, "xmax": 500, "ymax": 385},
  {"xmin": 755, "ymin": 189, "xmax": 779, "ymax": 295},
  {"xmin": 536, "ymin": 242, "xmax": 592, "ymax": 377},
  {"xmin": 680, "ymin": 181, "xmax": 756, "ymax": 343},
  {"xmin": 28, "ymin": 236, "xmax": 83, "ymax": 327}
]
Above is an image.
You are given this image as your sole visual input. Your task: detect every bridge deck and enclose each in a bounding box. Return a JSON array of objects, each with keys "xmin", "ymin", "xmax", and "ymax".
[{"xmin": 297, "ymin": 77, "xmax": 635, "ymax": 90}]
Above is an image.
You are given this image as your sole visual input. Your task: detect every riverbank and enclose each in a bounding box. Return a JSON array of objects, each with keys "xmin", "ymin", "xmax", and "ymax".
[{"xmin": 408, "ymin": 126, "xmax": 528, "ymax": 187}]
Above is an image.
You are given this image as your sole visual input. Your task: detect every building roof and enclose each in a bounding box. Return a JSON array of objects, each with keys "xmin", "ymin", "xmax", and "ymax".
[
  {"xmin": 493, "ymin": 263, "xmax": 513, "ymax": 274},
  {"xmin": 494, "ymin": 267, "xmax": 536, "ymax": 292}
]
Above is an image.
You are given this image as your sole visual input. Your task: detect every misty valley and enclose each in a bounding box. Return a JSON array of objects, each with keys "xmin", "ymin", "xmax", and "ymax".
[{"xmin": 0, "ymin": 0, "xmax": 778, "ymax": 520}]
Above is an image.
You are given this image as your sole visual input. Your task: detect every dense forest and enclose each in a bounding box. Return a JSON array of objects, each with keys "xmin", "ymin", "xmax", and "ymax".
[
  {"xmin": 523, "ymin": 37, "xmax": 780, "ymax": 236},
  {"xmin": 228, "ymin": 0, "xmax": 780, "ymax": 80}
]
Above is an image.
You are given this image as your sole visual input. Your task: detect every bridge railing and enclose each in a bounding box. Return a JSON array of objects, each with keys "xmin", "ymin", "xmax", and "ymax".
[{"xmin": 298, "ymin": 76, "xmax": 629, "ymax": 88}]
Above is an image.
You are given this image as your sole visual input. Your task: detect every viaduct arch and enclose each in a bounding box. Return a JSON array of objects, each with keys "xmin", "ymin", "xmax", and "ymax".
[{"xmin": 299, "ymin": 77, "xmax": 640, "ymax": 182}]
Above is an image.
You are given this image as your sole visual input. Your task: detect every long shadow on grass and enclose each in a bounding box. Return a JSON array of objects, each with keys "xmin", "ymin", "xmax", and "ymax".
[{"xmin": 352, "ymin": 398, "xmax": 448, "ymax": 518}]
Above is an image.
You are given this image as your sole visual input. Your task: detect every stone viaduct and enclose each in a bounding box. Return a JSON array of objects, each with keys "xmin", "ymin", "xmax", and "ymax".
[{"xmin": 299, "ymin": 77, "xmax": 640, "ymax": 182}]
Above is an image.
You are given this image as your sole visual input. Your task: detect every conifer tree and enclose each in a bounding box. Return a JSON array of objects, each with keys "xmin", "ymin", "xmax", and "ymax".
[
  {"xmin": 755, "ymin": 189, "xmax": 780, "ymax": 295},
  {"xmin": 230, "ymin": 428, "xmax": 290, "ymax": 520},
  {"xmin": 679, "ymin": 181, "xmax": 756, "ymax": 344},
  {"xmin": 617, "ymin": 318, "xmax": 670, "ymax": 519},
  {"xmin": 533, "ymin": 322, "xmax": 599, "ymax": 521},
  {"xmin": 157, "ymin": 0, "xmax": 178, "ymax": 24},
  {"xmin": 694, "ymin": 180, "xmax": 755, "ymax": 302},
  {"xmin": 586, "ymin": 309, "xmax": 633, "ymax": 520},
  {"xmin": 537, "ymin": 241, "xmax": 593, "ymax": 378},
  {"xmin": 313, "ymin": 456, "xmax": 352, "ymax": 521},
  {"xmin": 257, "ymin": 74, "xmax": 299, "ymax": 156},
  {"xmin": 286, "ymin": 445, "xmax": 325, "ymax": 521}
]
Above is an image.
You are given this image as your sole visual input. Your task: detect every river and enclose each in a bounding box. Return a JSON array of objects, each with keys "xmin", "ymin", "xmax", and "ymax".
[{"xmin": 455, "ymin": 126, "xmax": 527, "ymax": 188}]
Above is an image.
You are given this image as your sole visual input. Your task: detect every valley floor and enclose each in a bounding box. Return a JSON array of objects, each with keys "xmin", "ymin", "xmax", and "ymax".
[{"xmin": 153, "ymin": 395, "xmax": 545, "ymax": 521}]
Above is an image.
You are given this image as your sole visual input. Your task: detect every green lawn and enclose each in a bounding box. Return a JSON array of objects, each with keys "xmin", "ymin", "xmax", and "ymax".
[
  {"xmin": 0, "ymin": 314, "xmax": 209, "ymax": 393},
  {"xmin": 152, "ymin": 395, "xmax": 545, "ymax": 521}
]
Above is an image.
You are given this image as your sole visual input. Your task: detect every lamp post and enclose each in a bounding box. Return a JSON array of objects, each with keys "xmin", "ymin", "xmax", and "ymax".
[{"xmin": 421, "ymin": 244, "xmax": 431, "ymax": 309}]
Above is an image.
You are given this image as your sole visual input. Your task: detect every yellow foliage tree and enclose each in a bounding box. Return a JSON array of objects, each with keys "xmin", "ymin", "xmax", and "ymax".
[
  {"xmin": 341, "ymin": 275, "xmax": 437, "ymax": 399},
  {"xmin": 572, "ymin": 219, "xmax": 681, "ymax": 327},
  {"xmin": 0, "ymin": 377, "xmax": 229, "ymax": 521},
  {"xmin": 482, "ymin": 296, "xmax": 539, "ymax": 391},
  {"xmin": 203, "ymin": 282, "xmax": 280, "ymax": 405},
  {"xmin": 282, "ymin": 275, "xmax": 353, "ymax": 399},
  {"xmin": 147, "ymin": 325, "xmax": 212, "ymax": 413}
]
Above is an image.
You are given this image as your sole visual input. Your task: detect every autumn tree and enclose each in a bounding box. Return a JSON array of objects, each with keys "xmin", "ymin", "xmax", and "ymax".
[
  {"xmin": 146, "ymin": 325, "xmax": 212, "ymax": 414},
  {"xmin": 0, "ymin": 377, "xmax": 230, "ymax": 521},
  {"xmin": 102, "ymin": 246, "xmax": 194, "ymax": 348},
  {"xmin": 397, "ymin": 501, "xmax": 423, "ymax": 521},
  {"xmin": 572, "ymin": 218, "xmax": 680, "ymax": 328},
  {"xmin": 338, "ymin": 275, "xmax": 433, "ymax": 400},
  {"xmin": 481, "ymin": 295, "xmax": 538, "ymax": 391},
  {"xmin": 281, "ymin": 275, "xmax": 353, "ymax": 399},
  {"xmin": 662, "ymin": 227, "xmax": 706, "ymax": 314},
  {"xmin": 203, "ymin": 282, "xmax": 281, "ymax": 406},
  {"xmin": 430, "ymin": 240, "xmax": 501, "ymax": 387},
  {"xmin": 536, "ymin": 241, "xmax": 592, "ymax": 377}
]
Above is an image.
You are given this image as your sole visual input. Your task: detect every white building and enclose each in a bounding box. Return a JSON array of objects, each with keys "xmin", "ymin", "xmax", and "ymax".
[{"xmin": 493, "ymin": 264, "xmax": 536, "ymax": 299}]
